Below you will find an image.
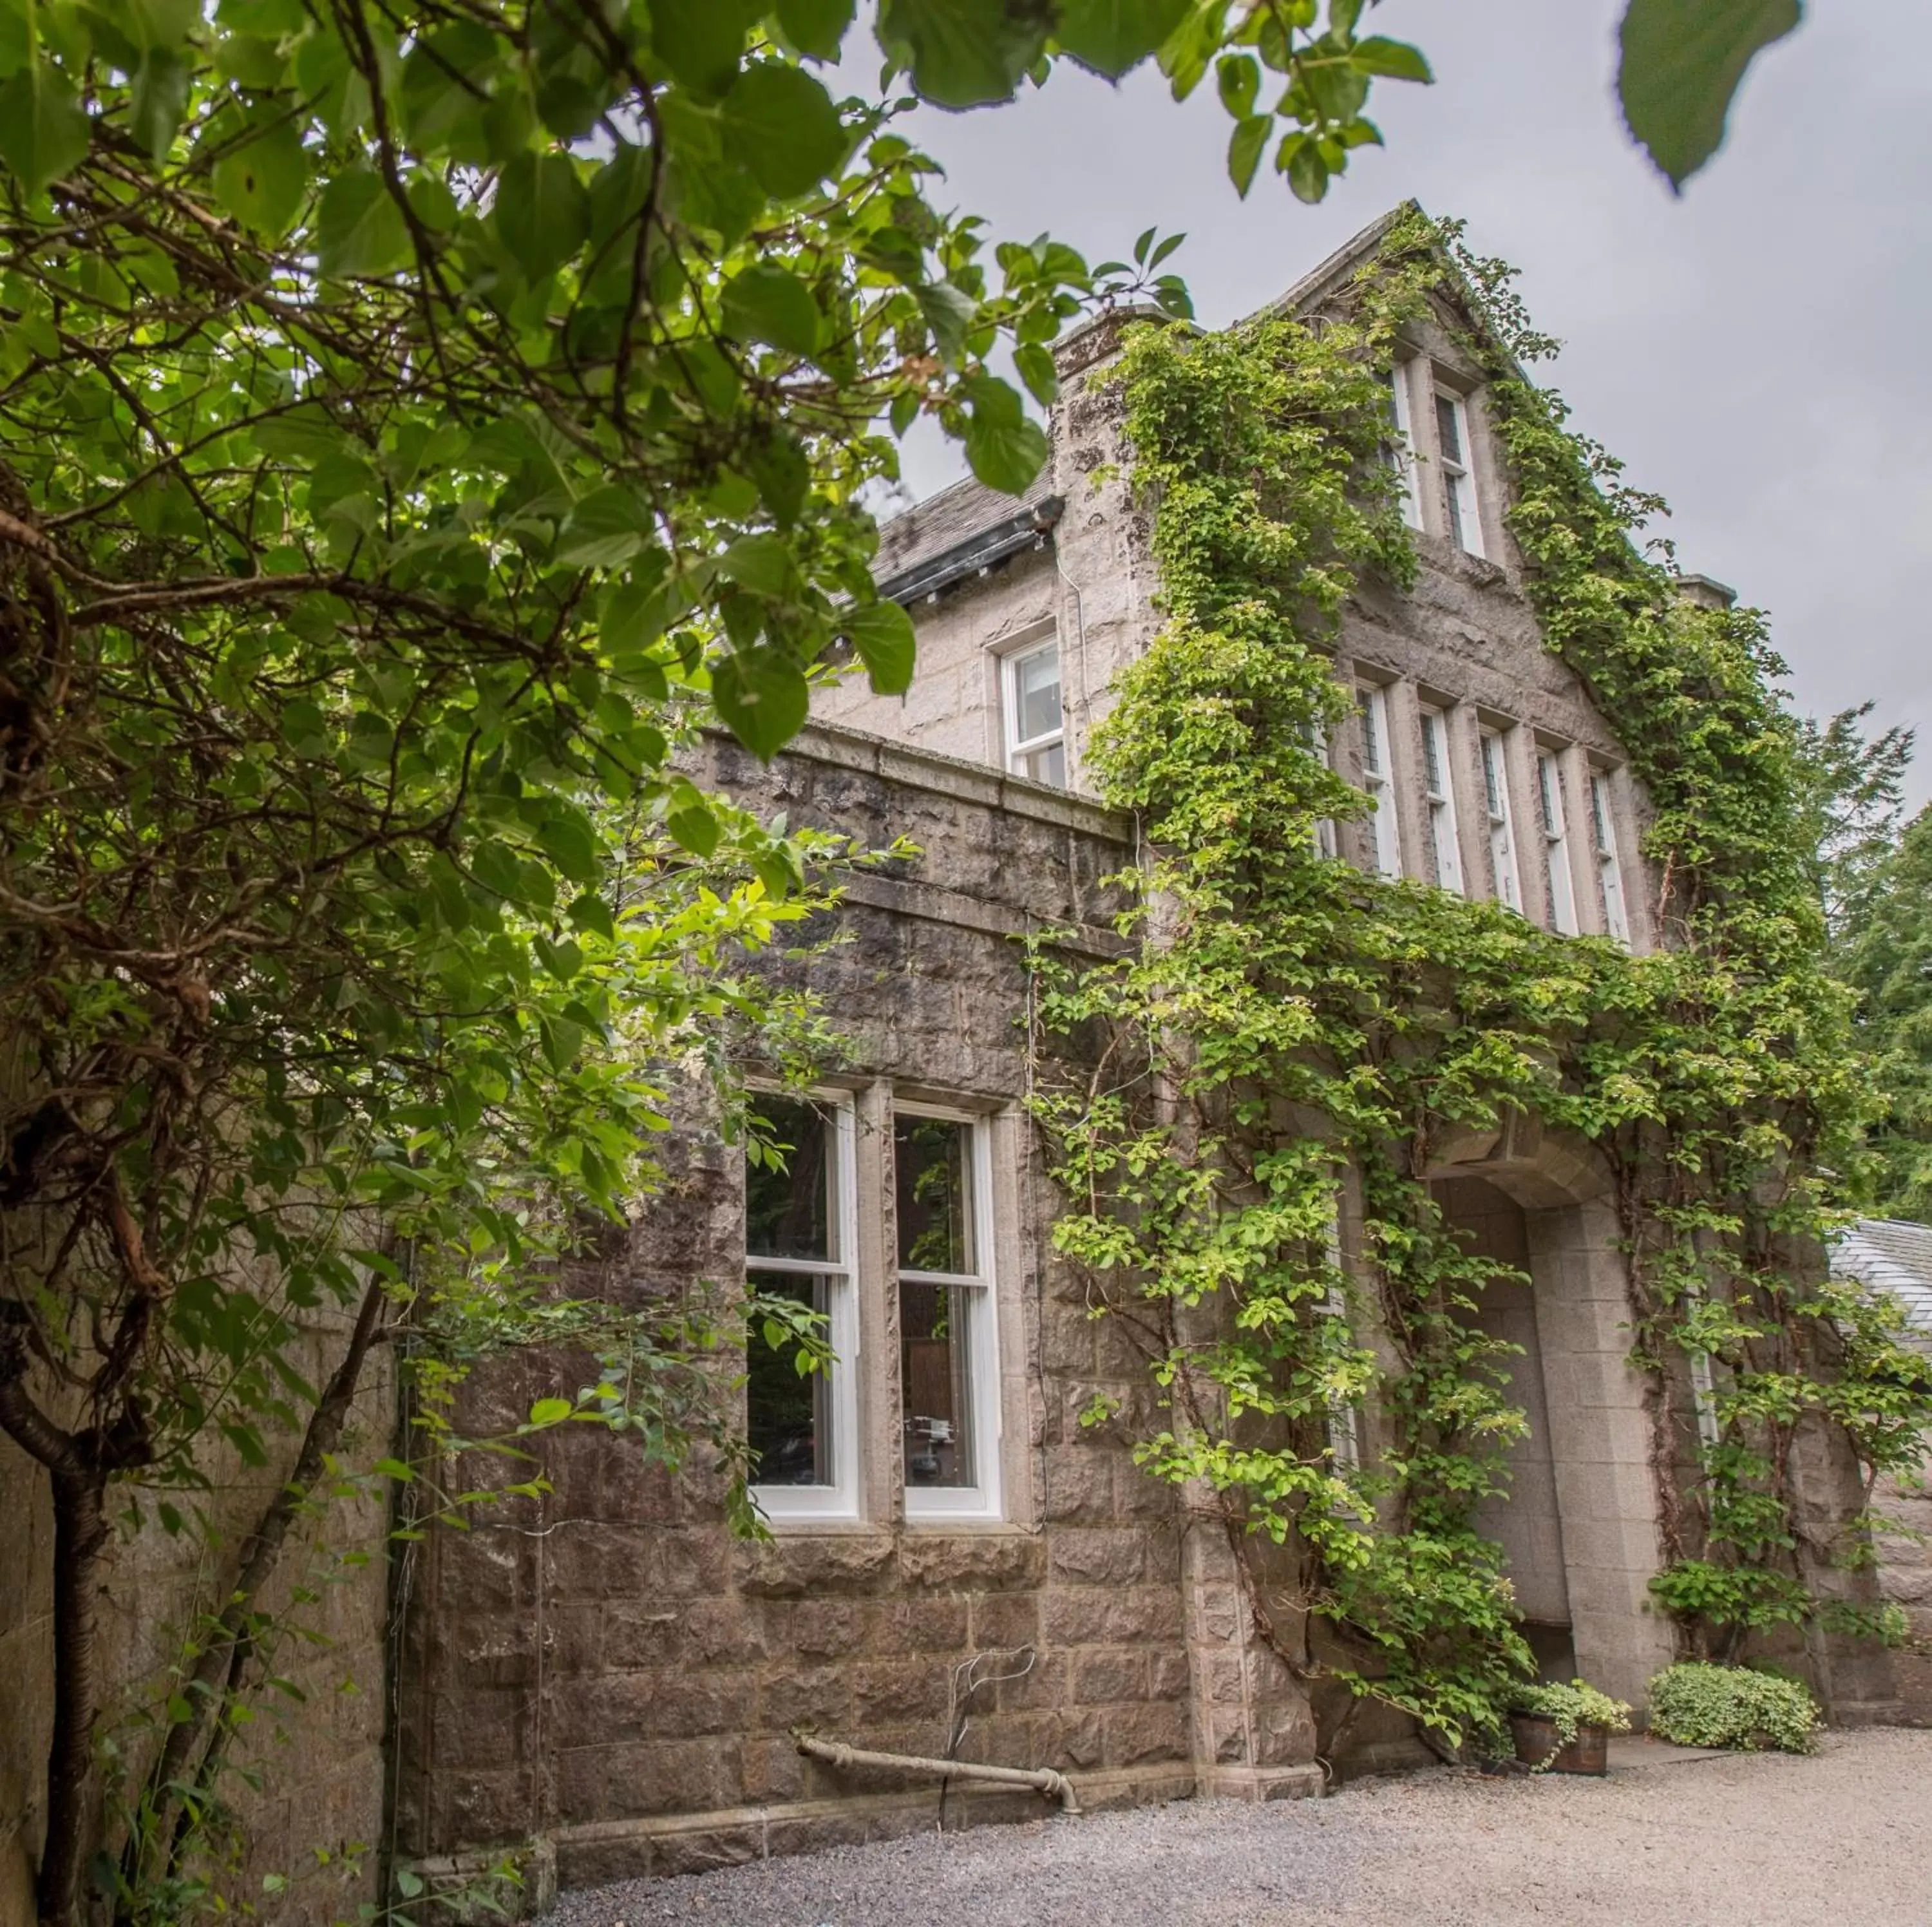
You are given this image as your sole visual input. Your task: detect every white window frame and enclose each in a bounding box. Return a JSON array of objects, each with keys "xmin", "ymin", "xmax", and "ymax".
[
  {"xmin": 1303, "ymin": 717, "xmax": 1338, "ymax": 860},
  {"xmin": 1357, "ymin": 685, "xmax": 1402, "ymax": 879},
  {"xmin": 1537, "ymin": 750, "xmax": 1578, "ymax": 936},
  {"xmin": 894, "ymin": 1102, "xmax": 1004, "ymax": 1524},
  {"xmin": 1002, "ymin": 634, "xmax": 1065, "ymax": 787},
  {"xmin": 1419, "ymin": 706, "xmax": 1464, "ymax": 895},
  {"xmin": 1589, "ymin": 771, "xmax": 1630, "ymax": 946},
  {"xmin": 1321, "ymin": 1213, "xmax": 1360, "ymax": 1476},
  {"xmin": 745, "ymin": 1093, "xmax": 862, "ymax": 1524},
  {"xmin": 1433, "ymin": 386, "xmax": 1484, "ymax": 558},
  {"xmin": 1388, "ymin": 363, "xmax": 1423, "ymax": 529},
  {"xmin": 1481, "ymin": 728, "xmax": 1522, "ymax": 913}
]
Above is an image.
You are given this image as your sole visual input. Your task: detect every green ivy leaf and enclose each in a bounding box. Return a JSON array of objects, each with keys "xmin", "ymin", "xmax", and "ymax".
[
  {"xmin": 1054, "ymin": 0, "xmax": 1191, "ymax": 78},
  {"xmin": 874, "ymin": 0, "xmax": 1048, "ymax": 109},
  {"xmin": 777, "ymin": 0, "xmax": 856, "ymax": 62},
  {"xmin": 842, "ymin": 600, "xmax": 917, "ymax": 696},
  {"xmin": 960, "ymin": 373, "xmax": 1048, "ymax": 496},
  {"xmin": 315, "ymin": 167, "xmax": 411, "ymax": 278},
  {"xmin": 711, "ymin": 647, "xmax": 810, "ymax": 761},
  {"xmin": 719, "ymin": 261, "xmax": 822, "ymax": 356},
  {"xmin": 0, "ymin": 59, "xmax": 91, "ymax": 197},
  {"xmin": 494, "ymin": 151, "xmax": 589, "ymax": 281},
  {"xmin": 1618, "ymin": 0, "xmax": 1800, "ymax": 191},
  {"xmin": 527, "ymin": 1396, "xmax": 574, "ymax": 1427},
  {"xmin": 717, "ymin": 62, "xmax": 846, "ymax": 200},
  {"xmin": 212, "ymin": 120, "xmax": 310, "ymax": 238}
]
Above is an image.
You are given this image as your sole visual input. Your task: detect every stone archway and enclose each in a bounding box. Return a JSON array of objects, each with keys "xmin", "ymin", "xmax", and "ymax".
[{"xmin": 1426, "ymin": 1114, "xmax": 1679, "ymax": 1710}]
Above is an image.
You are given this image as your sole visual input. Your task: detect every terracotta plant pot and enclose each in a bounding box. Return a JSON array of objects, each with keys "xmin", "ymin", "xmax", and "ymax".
[{"xmin": 1509, "ymin": 1712, "xmax": 1610, "ymax": 1776}]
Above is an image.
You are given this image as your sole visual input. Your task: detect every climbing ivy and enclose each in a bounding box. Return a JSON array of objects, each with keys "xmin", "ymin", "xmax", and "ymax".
[{"xmin": 1028, "ymin": 213, "xmax": 1932, "ymax": 1756}]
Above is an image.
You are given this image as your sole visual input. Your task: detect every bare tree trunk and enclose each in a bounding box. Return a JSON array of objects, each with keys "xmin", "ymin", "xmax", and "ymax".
[
  {"xmin": 43, "ymin": 1467, "xmax": 109, "ymax": 1927},
  {"xmin": 140, "ymin": 1270, "xmax": 390, "ymax": 1877}
]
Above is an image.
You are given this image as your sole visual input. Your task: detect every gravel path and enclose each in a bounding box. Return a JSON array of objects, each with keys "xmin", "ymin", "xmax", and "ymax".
[{"xmin": 551, "ymin": 1727, "xmax": 1930, "ymax": 1927}]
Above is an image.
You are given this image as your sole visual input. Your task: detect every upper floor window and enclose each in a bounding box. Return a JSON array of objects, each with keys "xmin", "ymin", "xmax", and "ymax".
[
  {"xmin": 1387, "ymin": 365, "xmax": 1423, "ymax": 529},
  {"xmin": 745, "ymin": 1094, "xmax": 860, "ymax": 1521},
  {"xmin": 1433, "ymin": 388, "xmax": 1484, "ymax": 558},
  {"xmin": 895, "ymin": 1109, "xmax": 1002, "ymax": 1521},
  {"xmin": 1419, "ymin": 706, "xmax": 1464, "ymax": 895},
  {"xmin": 1481, "ymin": 728, "xmax": 1522, "ymax": 913},
  {"xmin": 1357, "ymin": 686, "xmax": 1402, "ymax": 878},
  {"xmin": 1004, "ymin": 636, "xmax": 1065, "ymax": 786},
  {"xmin": 1537, "ymin": 750, "xmax": 1578, "ymax": 936},
  {"xmin": 1590, "ymin": 772, "xmax": 1630, "ymax": 945}
]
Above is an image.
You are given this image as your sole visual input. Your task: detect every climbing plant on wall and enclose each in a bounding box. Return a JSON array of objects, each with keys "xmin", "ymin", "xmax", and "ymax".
[{"xmin": 1028, "ymin": 211, "xmax": 1932, "ymax": 1756}]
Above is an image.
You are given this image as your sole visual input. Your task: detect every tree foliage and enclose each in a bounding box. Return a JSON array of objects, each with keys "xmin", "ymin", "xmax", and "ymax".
[{"xmin": 1028, "ymin": 214, "xmax": 1931, "ymax": 1759}]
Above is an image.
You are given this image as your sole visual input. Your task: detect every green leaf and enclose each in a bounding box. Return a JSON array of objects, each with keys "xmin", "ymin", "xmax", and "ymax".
[
  {"xmin": 650, "ymin": 0, "xmax": 755, "ymax": 97},
  {"xmin": 1215, "ymin": 52, "xmax": 1260, "ymax": 119},
  {"xmin": 1350, "ymin": 36, "xmax": 1433, "ymax": 84},
  {"xmin": 1054, "ymin": 0, "xmax": 1191, "ymax": 79},
  {"xmin": 959, "ymin": 373, "xmax": 1048, "ymax": 496},
  {"xmin": 777, "ymin": 0, "xmax": 855, "ymax": 61},
  {"xmin": 915, "ymin": 280, "xmax": 978, "ymax": 361},
  {"xmin": 316, "ymin": 168, "xmax": 411, "ymax": 278},
  {"xmin": 718, "ymin": 533, "xmax": 795, "ymax": 598},
  {"xmin": 129, "ymin": 48, "xmax": 191, "ymax": 160},
  {"xmin": 1227, "ymin": 113, "xmax": 1270, "ymax": 196},
  {"xmin": 556, "ymin": 485, "xmax": 652, "ymax": 569},
  {"xmin": 1013, "ymin": 341, "xmax": 1058, "ymax": 408},
  {"xmin": 0, "ymin": 59, "xmax": 91, "ymax": 197},
  {"xmin": 874, "ymin": 0, "xmax": 1048, "ymax": 109},
  {"xmin": 1279, "ymin": 131, "xmax": 1330, "ymax": 205},
  {"xmin": 374, "ymin": 1457, "xmax": 416, "ymax": 1483},
  {"xmin": 719, "ymin": 261, "xmax": 822, "ymax": 356},
  {"xmin": 212, "ymin": 120, "xmax": 310, "ymax": 238},
  {"xmin": 665, "ymin": 797, "xmax": 720, "ymax": 858},
  {"xmin": 717, "ymin": 62, "xmax": 846, "ymax": 200},
  {"xmin": 536, "ymin": 809, "xmax": 603, "ymax": 884},
  {"xmin": 527, "ymin": 1397, "xmax": 574, "ymax": 1427},
  {"xmin": 494, "ymin": 151, "xmax": 589, "ymax": 281},
  {"xmin": 712, "ymin": 647, "xmax": 810, "ymax": 761},
  {"xmin": 842, "ymin": 600, "xmax": 917, "ymax": 696},
  {"xmin": 1618, "ymin": 0, "xmax": 1800, "ymax": 191}
]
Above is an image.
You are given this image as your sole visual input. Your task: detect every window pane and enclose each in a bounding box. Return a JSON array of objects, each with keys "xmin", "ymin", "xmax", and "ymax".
[
  {"xmin": 1014, "ymin": 644, "xmax": 1062, "ymax": 745},
  {"xmin": 746, "ymin": 1269, "xmax": 833, "ymax": 1486},
  {"xmin": 901, "ymin": 1280, "xmax": 976, "ymax": 1490},
  {"xmin": 1019, "ymin": 739, "xmax": 1066, "ymax": 786},
  {"xmin": 1435, "ymin": 392, "xmax": 1463, "ymax": 464},
  {"xmin": 745, "ymin": 1097, "xmax": 833, "ymax": 1260},
  {"xmin": 1422, "ymin": 712, "xmax": 1444, "ymax": 793},
  {"xmin": 895, "ymin": 1115, "xmax": 972, "ymax": 1274},
  {"xmin": 1482, "ymin": 736, "xmax": 1504, "ymax": 817},
  {"xmin": 1360, "ymin": 692, "xmax": 1384, "ymax": 775}
]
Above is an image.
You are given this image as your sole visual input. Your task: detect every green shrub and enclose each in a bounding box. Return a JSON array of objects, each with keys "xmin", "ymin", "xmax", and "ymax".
[{"xmin": 1647, "ymin": 1663, "xmax": 1819, "ymax": 1752}]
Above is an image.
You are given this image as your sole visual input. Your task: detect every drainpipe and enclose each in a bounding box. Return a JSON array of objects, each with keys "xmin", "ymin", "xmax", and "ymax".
[{"xmin": 795, "ymin": 1735, "xmax": 1082, "ymax": 1815}]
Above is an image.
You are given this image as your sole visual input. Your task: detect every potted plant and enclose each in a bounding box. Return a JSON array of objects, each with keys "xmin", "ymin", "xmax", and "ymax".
[{"xmin": 1506, "ymin": 1678, "xmax": 1633, "ymax": 1775}]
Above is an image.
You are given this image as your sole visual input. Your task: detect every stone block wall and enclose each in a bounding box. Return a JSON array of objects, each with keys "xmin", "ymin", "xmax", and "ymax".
[
  {"xmin": 1875, "ymin": 1463, "xmax": 1932, "ymax": 1723},
  {"xmin": 395, "ymin": 731, "xmax": 1237, "ymax": 1892}
]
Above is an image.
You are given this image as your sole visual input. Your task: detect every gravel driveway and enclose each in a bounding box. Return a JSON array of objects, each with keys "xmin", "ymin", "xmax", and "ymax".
[{"xmin": 551, "ymin": 1727, "xmax": 1929, "ymax": 1927}]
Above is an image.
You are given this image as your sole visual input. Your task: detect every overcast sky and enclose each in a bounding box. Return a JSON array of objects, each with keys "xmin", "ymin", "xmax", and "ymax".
[{"xmin": 879, "ymin": 1, "xmax": 1932, "ymax": 808}]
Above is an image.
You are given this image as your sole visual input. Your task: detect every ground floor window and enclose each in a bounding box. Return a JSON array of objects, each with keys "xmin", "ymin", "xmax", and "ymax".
[{"xmin": 745, "ymin": 1088, "xmax": 1005, "ymax": 1525}]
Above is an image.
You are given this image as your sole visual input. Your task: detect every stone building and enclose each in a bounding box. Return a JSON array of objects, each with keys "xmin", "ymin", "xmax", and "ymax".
[
  {"xmin": 5, "ymin": 210, "xmax": 1912, "ymax": 1923},
  {"xmin": 392, "ymin": 207, "xmax": 1906, "ymax": 1902}
]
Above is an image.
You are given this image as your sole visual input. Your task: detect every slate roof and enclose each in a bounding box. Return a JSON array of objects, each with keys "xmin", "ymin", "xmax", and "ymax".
[
  {"xmin": 1833, "ymin": 1217, "xmax": 1932, "ymax": 1347},
  {"xmin": 873, "ymin": 468, "xmax": 1057, "ymax": 588}
]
